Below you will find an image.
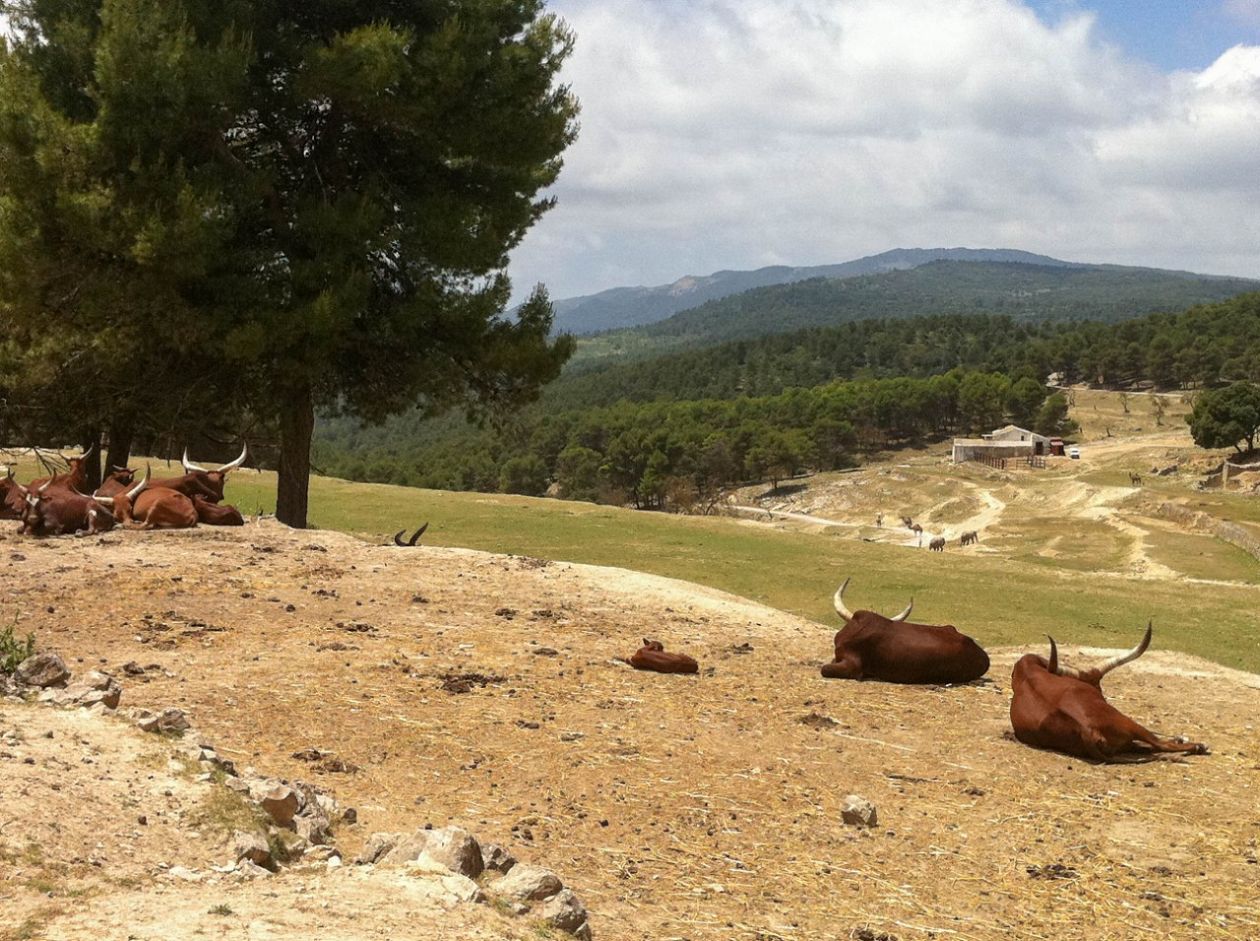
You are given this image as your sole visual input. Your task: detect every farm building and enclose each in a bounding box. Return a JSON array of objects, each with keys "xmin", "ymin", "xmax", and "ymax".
[{"xmin": 952, "ymin": 425, "xmax": 1050, "ymax": 464}]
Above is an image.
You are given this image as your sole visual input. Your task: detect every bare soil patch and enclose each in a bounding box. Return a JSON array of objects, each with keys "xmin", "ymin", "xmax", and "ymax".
[{"xmin": 2, "ymin": 522, "xmax": 1258, "ymax": 940}]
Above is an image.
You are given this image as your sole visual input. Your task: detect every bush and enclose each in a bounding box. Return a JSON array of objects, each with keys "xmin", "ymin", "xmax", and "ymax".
[{"xmin": 0, "ymin": 622, "xmax": 35, "ymax": 674}]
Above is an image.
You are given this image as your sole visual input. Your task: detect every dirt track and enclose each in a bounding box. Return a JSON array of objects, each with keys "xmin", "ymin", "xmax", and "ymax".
[{"xmin": 3, "ymin": 521, "xmax": 1259, "ymax": 940}]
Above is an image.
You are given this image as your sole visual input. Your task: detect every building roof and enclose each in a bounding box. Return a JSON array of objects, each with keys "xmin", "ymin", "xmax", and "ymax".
[
  {"xmin": 952, "ymin": 438, "xmax": 1038, "ymax": 448},
  {"xmin": 990, "ymin": 424, "xmax": 1047, "ymax": 439}
]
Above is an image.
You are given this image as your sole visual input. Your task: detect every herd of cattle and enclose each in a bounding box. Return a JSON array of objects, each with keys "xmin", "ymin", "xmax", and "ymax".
[
  {"xmin": 630, "ymin": 577, "xmax": 1209, "ymax": 764},
  {"xmin": 0, "ymin": 447, "xmax": 249, "ymax": 536}
]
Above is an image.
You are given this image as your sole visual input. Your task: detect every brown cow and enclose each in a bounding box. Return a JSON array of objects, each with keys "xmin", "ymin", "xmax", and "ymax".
[
  {"xmin": 16, "ymin": 478, "xmax": 117, "ymax": 537},
  {"xmin": 1, "ymin": 466, "xmax": 24, "ymax": 520},
  {"xmin": 96, "ymin": 469, "xmax": 198, "ymax": 530},
  {"xmin": 929, "ymin": 536, "xmax": 946, "ymax": 552},
  {"xmin": 629, "ymin": 639, "xmax": 699, "ymax": 675},
  {"xmin": 1009, "ymin": 624, "xmax": 1208, "ymax": 762},
  {"xmin": 192, "ymin": 495, "xmax": 245, "ymax": 526},
  {"xmin": 148, "ymin": 445, "xmax": 248, "ymax": 502},
  {"xmin": 821, "ymin": 578, "xmax": 989, "ymax": 684},
  {"xmin": 29, "ymin": 447, "xmax": 93, "ymax": 494},
  {"xmin": 94, "ymin": 466, "xmax": 137, "ymax": 497}
]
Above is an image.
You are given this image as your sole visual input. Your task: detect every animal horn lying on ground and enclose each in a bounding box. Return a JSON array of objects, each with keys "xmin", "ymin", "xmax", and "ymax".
[
  {"xmin": 1009, "ymin": 623, "xmax": 1209, "ymax": 762},
  {"xmin": 628, "ymin": 639, "xmax": 699, "ymax": 675},
  {"xmin": 822, "ymin": 578, "xmax": 989, "ymax": 684},
  {"xmin": 393, "ymin": 523, "xmax": 429, "ymax": 546}
]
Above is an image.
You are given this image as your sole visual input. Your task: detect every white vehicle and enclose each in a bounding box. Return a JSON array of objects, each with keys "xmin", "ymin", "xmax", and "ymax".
[{"xmin": 1068, "ymin": 446, "xmax": 1081, "ymax": 460}]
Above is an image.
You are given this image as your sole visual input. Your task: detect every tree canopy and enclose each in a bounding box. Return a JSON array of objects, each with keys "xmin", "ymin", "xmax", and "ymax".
[
  {"xmin": 1188, "ymin": 382, "xmax": 1260, "ymax": 454},
  {"xmin": 0, "ymin": 0, "xmax": 579, "ymax": 525}
]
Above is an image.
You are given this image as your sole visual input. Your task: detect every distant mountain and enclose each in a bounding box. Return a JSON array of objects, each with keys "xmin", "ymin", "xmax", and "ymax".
[
  {"xmin": 548, "ymin": 248, "xmax": 1081, "ymax": 335},
  {"xmin": 568, "ymin": 259, "xmax": 1260, "ymax": 366}
]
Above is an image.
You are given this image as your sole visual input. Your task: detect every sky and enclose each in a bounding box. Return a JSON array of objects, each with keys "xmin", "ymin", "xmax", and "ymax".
[{"xmin": 508, "ymin": 0, "xmax": 1260, "ymax": 301}]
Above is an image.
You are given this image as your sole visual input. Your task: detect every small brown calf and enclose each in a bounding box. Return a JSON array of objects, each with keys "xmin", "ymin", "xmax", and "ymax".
[{"xmin": 629, "ymin": 639, "xmax": 699, "ymax": 675}]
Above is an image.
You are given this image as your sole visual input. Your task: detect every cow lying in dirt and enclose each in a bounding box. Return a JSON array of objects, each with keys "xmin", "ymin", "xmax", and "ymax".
[
  {"xmin": 629, "ymin": 639, "xmax": 699, "ymax": 675},
  {"xmin": 1009, "ymin": 624, "xmax": 1209, "ymax": 762},
  {"xmin": 822, "ymin": 578, "xmax": 989, "ymax": 684}
]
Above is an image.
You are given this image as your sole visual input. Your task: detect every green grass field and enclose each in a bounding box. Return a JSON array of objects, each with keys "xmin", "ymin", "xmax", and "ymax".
[{"xmin": 218, "ymin": 468, "xmax": 1260, "ymax": 674}]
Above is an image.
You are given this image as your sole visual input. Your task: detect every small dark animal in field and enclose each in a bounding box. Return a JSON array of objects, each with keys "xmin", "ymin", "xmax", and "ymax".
[
  {"xmin": 629, "ymin": 639, "xmax": 699, "ymax": 675},
  {"xmin": 393, "ymin": 523, "xmax": 429, "ymax": 547},
  {"xmin": 929, "ymin": 536, "xmax": 946, "ymax": 552},
  {"xmin": 960, "ymin": 530, "xmax": 979, "ymax": 546},
  {"xmin": 901, "ymin": 515, "xmax": 914, "ymax": 529},
  {"xmin": 910, "ymin": 523, "xmax": 923, "ymax": 546},
  {"xmin": 875, "ymin": 512, "xmax": 884, "ymax": 528},
  {"xmin": 1129, "ymin": 472, "xmax": 1143, "ymax": 486},
  {"xmin": 1009, "ymin": 623, "xmax": 1208, "ymax": 762}
]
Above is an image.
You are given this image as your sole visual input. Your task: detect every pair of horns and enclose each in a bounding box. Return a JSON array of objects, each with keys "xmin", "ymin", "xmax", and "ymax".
[
  {"xmin": 92, "ymin": 466, "xmax": 149, "ymax": 505},
  {"xmin": 182, "ymin": 443, "xmax": 248, "ymax": 474},
  {"xmin": 393, "ymin": 523, "xmax": 429, "ymax": 547},
  {"xmin": 1046, "ymin": 622, "xmax": 1152, "ymax": 679},
  {"xmin": 833, "ymin": 577, "xmax": 913, "ymax": 623}
]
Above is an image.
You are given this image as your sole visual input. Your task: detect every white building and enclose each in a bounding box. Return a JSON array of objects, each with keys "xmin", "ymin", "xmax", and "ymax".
[{"xmin": 952, "ymin": 425, "xmax": 1050, "ymax": 464}]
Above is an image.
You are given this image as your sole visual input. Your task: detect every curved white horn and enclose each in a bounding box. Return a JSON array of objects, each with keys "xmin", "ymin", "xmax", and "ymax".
[
  {"xmin": 890, "ymin": 598, "xmax": 914, "ymax": 622},
  {"xmin": 93, "ymin": 494, "xmax": 115, "ymax": 506},
  {"xmin": 182, "ymin": 448, "xmax": 208, "ymax": 473},
  {"xmin": 124, "ymin": 466, "xmax": 150, "ymax": 501},
  {"xmin": 1046, "ymin": 634, "xmax": 1085, "ymax": 679},
  {"xmin": 217, "ymin": 443, "xmax": 248, "ymax": 473},
  {"xmin": 37, "ymin": 478, "xmax": 53, "ymax": 494},
  {"xmin": 1096, "ymin": 622, "xmax": 1153, "ymax": 678},
  {"xmin": 833, "ymin": 577, "xmax": 855, "ymax": 623}
]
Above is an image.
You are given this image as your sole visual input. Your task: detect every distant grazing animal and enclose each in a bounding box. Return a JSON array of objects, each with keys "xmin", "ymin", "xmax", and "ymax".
[
  {"xmin": 147, "ymin": 445, "xmax": 248, "ymax": 503},
  {"xmin": 929, "ymin": 536, "xmax": 946, "ymax": 552},
  {"xmin": 901, "ymin": 515, "xmax": 914, "ymax": 529},
  {"xmin": 629, "ymin": 639, "xmax": 699, "ymax": 675},
  {"xmin": 1009, "ymin": 624, "xmax": 1208, "ymax": 762},
  {"xmin": 960, "ymin": 530, "xmax": 979, "ymax": 546},
  {"xmin": 393, "ymin": 523, "xmax": 429, "ymax": 547},
  {"xmin": 1129, "ymin": 472, "xmax": 1143, "ymax": 486},
  {"xmin": 910, "ymin": 523, "xmax": 923, "ymax": 546},
  {"xmin": 875, "ymin": 512, "xmax": 884, "ymax": 528},
  {"xmin": 821, "ymin": 578, "xmax": 989, "ymax": 684}
]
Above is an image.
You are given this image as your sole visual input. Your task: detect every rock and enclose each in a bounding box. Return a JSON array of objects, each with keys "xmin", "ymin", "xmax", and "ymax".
[
  {"xmin": 434, "ymin": 872, "xmax": 485, "ymax": 906},
  {"xmin": 134, "ymin": 707, "xmax": 189, "ymax": 734},
  {"xmin": 270, "ymin": 828, "xmax": 309, "ymax": 861},
  {"xmin": 224, "ymin": 777, "xmax": 251, "ymax": 794},
  {"xmin": 235, "ymin": 860, "xmax": 273, "ymax": 879},
  {"xmin": 60, "ymin": 671, "xmax": 122, "ymax": 709},
  {"xmin": 841, "ymin": 795, "xmax": 878, "ymax": 828},
  {"xmin": 15, "ymin": 652, "xmax": 69, "ymax": 688},
  {"xmin": 541, "ymin": 889, "xmax": 589, "ymax": 935},
  {"xmin": 295, "ymin": 812, "xmax": 332, "ymax": 846},
  {"xmin": 355, "ymin": 832, "xmax": 402, "ymax": 865},
  {"xmin": 341, "ymin": 807, "xmax": 357, "ymax": 825},
  {"xmin": 259, "ymin": 785, "xmax": 300, "ymax": 827},
  {"xmin": 165, "ymin": 865, "xmax": 202, "ymax": 883},
  {"xmin": 303, "ymin": 845, "xmax": 341, "ymax": 863},
  {"xmin": 481, "ymin": 842, "xmax": 517, "ymax": 874},
  {"xmin": 491, "ymin": 864, "xmax": 563, "ymax": 901},
  {"xmin": 233, "ymin": 830, "xmax": 272, "ymax": 868},
  {"xmin": 381, "ymin": 826, "xmax": 482, "ymax": 878}
]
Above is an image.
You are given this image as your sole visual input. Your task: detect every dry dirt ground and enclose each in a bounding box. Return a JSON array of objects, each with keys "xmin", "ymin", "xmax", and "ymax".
[{"xmin": 2, "ymin": 522, "xmax": 1259, "ymax": 941}]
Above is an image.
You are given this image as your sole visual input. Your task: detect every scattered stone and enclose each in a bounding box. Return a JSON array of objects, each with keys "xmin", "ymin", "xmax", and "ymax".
[
  {"xmin": 134, "ymin": 707, "xmax": 190, "ymax": 735},
  {"xmin": 440, "ymin": 672, "xmax": 506, "ymax": 694},
  {"xmin": 541, "ymin": 888, "xmax": 589, "ymax": 935},
  {"xmin": 491, "ymin": 863, "xmax": 563, "ymax": 901},
  {"xmin": 165, "ymin": 866, "xmax": 202, "ymax": 883},
  {"xmin": 259, "ymin": 786, "xmax": 300, "ymax": 827},
  {"xmin": 559, "ymin": 731, "xmax": 584, "ymax": 743},
  {"xmin": 57, "ymin": 670, "xmax": 122, "ymax": 709},
  {"xmin": 304, "ymin": 845, "xmax": 341, "ymax": 863},
  {"xmin": 15, "ymin": 652, "xmax": 70, "ymax": 688},
  {"xmin": 841, "ymin": 795, "xmax": 878, "ymax": 828},
  {"xmin": 232, "ymin": 830, "xmax": 272, "ymax": 868},
  {"xmin": 851, "ymin": 928, "xmax": 898, "ymax": 941},
  {"xmin": 1027, "ymin": 862, "xmax": 1078, "ymax": 880},
  {"xmin": 296, "ymin": 813, "xmax": 333, "ymax": 846},
  {"xmin": 235, "ymin": 860, "xmax": 273, "ymax": 879},
  {"xmin": 481, "ymin": 842, "xmax": 517, "ymax": 874},
  {"xmin": 271, "ymin": 828, "xmax": 310, "ymax": 861},
  {"xmin": 494, "ymin": 607, "xmax": 517, "ymax": 619},
  {"xmin": 355, "ymin": 832, "xmax": 402, "ymax": 865},
  {"xmin": 798, "ymin": 711, "xmax": 838, "ymax": 730},
  {"xmin": 381, "ymin": 826, "xmax": 483, "ymax": 878},
  {"xmin": 532, "ymin": 647, "xmax": 559, "ymax": 657}
]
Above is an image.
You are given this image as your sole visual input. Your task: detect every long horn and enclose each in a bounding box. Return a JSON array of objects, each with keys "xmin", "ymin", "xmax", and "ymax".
[
  {"xmin": 890, "ymin": 598, "xmax": 914, "ymax": 622},
  {"xmin": 1046, "ymin": 635, "xmax": 1085, "ymax": 679},
  {"xmin": 1095, "ymin": 621, "xmax": 1153, "ymax": 678},
  {"xmin": 37, "ymin": 478, "xmax": 52, "ymax": 494},
  {"xmin": 393, "ymin": 529, "xmax": 407, "ymax": 547},
  {"xmin": 406, "ymin": 522, "xmax": 429, "ymax": 546},
  {"xmin": 217, "ymin": 443, "xmax": 248, "ymax": 473},
  {"xmin": 81, "ymin": 443, "xmax": 95, "ymax": 460},
  {"xmin": 833, "ymin": 577, "xmax": 855, "ymax": 622},
  {"xmin": 182, "ymin": 448, "xmax": 208, "ymax": 473},
  {"xmin": 124, "ymin": 465, "xmax": 150, "ymax": 501},
  {"xmin": 93, "ymin": 494, "xmax": 115, "ymax": 506}
]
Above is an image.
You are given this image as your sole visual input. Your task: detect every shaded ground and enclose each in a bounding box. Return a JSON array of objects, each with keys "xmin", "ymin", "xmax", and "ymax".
[{"xmin": 3, "ymin": 523, "xmax": 1258, "ymax": 941}]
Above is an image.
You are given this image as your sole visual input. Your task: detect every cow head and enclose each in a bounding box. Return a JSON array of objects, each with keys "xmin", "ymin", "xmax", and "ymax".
[
  {"xmin": 91, "ymin": 467, "xmax": 149, "ymax": 524},
  {"xmin": 639, "ymin": 638, "xmax": 664, "ymax": 652},
  {"xmin": 833, "ymin": 577, "xmax": 914, "ymax": 624},
  {"xmin": 1043, "ymin": 622, "xmax": 1152, "ymax": 687},
  {"xmin": 181, "ymin": 444, "xmax": 248, "ymax": 502}
]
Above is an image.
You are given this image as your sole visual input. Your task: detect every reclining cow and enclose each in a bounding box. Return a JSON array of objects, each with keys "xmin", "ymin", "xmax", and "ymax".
[
  {"xmin": 95, "ymin": 466, "xmax": 138, "ymax": 497},
  {"xmin": 148, "ymin": 445, "xmax": 248, "ymax": 502},
  {"xmin": 1009, "ymin": 624, "xmax": 1208, "ymax": 762},
  {"xmin": 15, "ymin": 476, "xmax": 130, "ymax": 537},
  {"xmin": 93, "ymin": 468, "xmax": 200, "ymax": 530},
  {"xmin": 192, "ymin": 495, "xmax": 245, "ymax": 526},
  {"xmin": 629, "ymin": 639, "xmax": 699, "ymax": 675},
  {"xmin": 1, "ymin": 466, "xmax": 24, "ymax": 520},
  {"xmin": 821, "ymin": 578, "xmax": 989, "ymax": 684}
]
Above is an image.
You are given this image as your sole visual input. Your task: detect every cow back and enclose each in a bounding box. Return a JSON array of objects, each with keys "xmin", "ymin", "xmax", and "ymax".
[
  {"xmin": 629, "ymin": 648, "xmax": 700, "ymax": 675},
  {"xmin": 834, "ymin": 613, "xmax": 989, "ymax": 684}
]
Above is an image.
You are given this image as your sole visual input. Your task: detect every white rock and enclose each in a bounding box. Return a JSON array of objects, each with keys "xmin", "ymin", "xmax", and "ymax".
[
  {"xmin": 841, "ymin": 795, "xmax": 878, "ymax": 828},
  {"xmin": 491, "ymin": 864, "xmax": 563, "ymax": 901}
]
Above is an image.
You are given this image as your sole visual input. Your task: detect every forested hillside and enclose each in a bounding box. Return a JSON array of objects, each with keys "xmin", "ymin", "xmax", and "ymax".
[
  {"xmin": 314, "ymin": 292, "xmax": 1260, "ymax": 504},
  {"xmin": 549, "ymin": 248, "xmax": 1081, "ymax": 335},
  {"xmin": 576, "ymin": 261, "xmax": 1258, "ymax": 363}
]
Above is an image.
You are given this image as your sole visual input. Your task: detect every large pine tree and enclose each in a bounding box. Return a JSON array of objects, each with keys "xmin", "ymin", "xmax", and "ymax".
[{"xmin": 0, "ymin": 0, "xmax": 578, "ymax": 525}]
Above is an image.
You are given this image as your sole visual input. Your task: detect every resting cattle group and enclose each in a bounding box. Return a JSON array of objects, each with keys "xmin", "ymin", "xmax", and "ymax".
[{"xmin": 1, "ymin": 446, "xmax": 249, "ymax": 537}]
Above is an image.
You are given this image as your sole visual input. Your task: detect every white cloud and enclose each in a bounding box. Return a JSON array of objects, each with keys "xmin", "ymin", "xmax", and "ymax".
[{"xmin": 510, "ymin": 0, "xmax": 1260, "ymax": 299}]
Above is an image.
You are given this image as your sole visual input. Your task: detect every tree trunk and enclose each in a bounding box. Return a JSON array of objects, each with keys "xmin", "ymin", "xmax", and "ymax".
[
  {"xmin": 276, "ymin": 385, "xmax": 314, "ymax": 528},
  {"xmin": 81, "ymin": 428, "xmax": 102, "ymax": 492},
  {"xmin": 107, "ymin": 416, "xmax": 134, "ymax": 472}
]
